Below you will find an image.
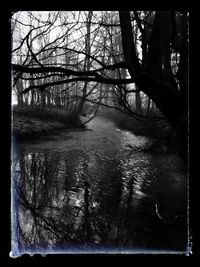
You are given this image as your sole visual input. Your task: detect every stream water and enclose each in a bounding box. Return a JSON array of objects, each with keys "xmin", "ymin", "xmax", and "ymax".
[{"xmin": 11, "ymin": 116, "xmax": 189, "ymax": 255}]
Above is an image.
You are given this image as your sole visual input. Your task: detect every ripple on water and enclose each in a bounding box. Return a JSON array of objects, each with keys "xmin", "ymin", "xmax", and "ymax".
[{"xmin": 13, "ymin": 116, "xmax": 187, "ymax": 251}]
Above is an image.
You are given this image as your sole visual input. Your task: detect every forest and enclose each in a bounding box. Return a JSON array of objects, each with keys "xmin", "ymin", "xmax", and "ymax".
[{"xmin": 11, "ymin": 11, "xmax": 189, "ymax": 256}]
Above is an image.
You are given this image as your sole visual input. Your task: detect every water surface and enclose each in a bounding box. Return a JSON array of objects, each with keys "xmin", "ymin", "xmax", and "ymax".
[{"xmin": 11, "ymin": 116, "xmax": 188, "ymax": 255}]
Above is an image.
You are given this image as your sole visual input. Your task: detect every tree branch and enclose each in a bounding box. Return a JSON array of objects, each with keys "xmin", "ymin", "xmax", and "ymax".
[
  {"xmin": 12, "ymin": 61, "xmax": 127, "ymax": 78},
  {"xmin": 133, "ymin": 11, "xmax": 145, "ymax": 36},
  {"xmin": 79, "ymin": 97, "xmax": 164, "ymax": 123},
  {"xmin": 21, "ymin": 76, "xmax": 136, "ymax": 94},
  {"xmin": 26, "ymin": 34, "xmax": 44, "ymax": 68}
]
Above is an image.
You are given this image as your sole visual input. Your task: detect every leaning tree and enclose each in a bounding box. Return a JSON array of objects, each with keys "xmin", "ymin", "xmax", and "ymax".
[{"xmin": 119, "ymin": 11, "xmax": 188, "ymax": 156}]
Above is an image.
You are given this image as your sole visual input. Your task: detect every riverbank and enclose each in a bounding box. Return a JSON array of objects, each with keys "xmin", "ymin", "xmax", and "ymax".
[
  {"xmin": 12, "ymin": 106, "xmax": 180, "ymax": 155},
  {"xmin": 97, "ymin": 109, "xmax": 180, "ymax": 154},
  {"xmin": 12, "ymin": 106, "xmax": 84, "ymax": 141}
]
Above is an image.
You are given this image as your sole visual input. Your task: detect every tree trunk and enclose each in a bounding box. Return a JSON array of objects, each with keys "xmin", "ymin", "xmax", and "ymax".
[
  {"xmin": 146, "ymin": 97, "xmax": 151, "ymax": 116},
  {"xmin": 41, "ymin": 91, "xmax": 46, "ymax": 108},
  {"xmin": 119, "ymin": 11, "xmax": 188, "ymax": 161},
  {"xmin": 135, "ymin": 90, "xmax": 142, "ymax": 114},
  {"xmin": 74, "ymin": 11, "xmax": 93, "ymax": 117}
]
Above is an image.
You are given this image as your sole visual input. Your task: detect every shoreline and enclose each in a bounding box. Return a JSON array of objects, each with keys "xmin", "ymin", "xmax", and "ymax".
[
  {"xmin": 12, "ymin": 115, "xmax": 68, "ymax": 141},
  {"xmin": 12, "ymin": 107, "xmax": 84, "ymax": 142},
  {"xmin": 12, "ymin": 106, "xmax": 180, "ymax": 157}
]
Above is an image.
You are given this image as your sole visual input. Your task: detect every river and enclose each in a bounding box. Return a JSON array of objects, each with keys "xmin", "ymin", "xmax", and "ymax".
[{"xmin": 11, "ymin": 116, "xmax": 189, "ymax": 255}]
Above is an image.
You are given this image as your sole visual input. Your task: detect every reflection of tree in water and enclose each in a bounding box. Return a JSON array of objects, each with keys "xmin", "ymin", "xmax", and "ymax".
[
  {"xmin": 14, "ymin": 152, "xmax": 63, "ymax": 249},
  {"xmin": 13, "ymin": 150, "xmax": 125, "ymax": 249},
  {"xmin": 13, "ymin": 149, "xmax": 178, "ymax": 251}
]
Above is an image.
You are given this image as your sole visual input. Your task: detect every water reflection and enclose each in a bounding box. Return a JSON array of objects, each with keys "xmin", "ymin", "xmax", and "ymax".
[{"xmin": 12, "ymin": 117, "xmax": 188, "ymax": 254}]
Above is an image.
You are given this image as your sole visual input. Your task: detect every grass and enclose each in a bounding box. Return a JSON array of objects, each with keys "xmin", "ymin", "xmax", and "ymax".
[
  {"xmin": 12, "ymin": 105, "xmax": 83, "ymax": 141},
  {"xmin": 13, "ymin": 106, "xmax": 74, "ymax": 125}
]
